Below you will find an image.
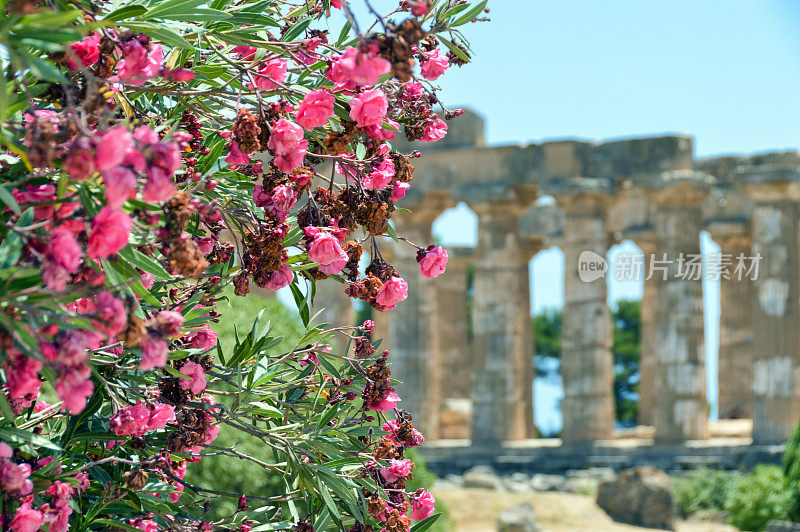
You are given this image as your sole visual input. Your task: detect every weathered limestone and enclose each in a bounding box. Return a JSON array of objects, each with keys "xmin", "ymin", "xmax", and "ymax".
[
  {"xmin": 435, "ymin": 247, "xmax": 474, "ymax": 439},
  {"xmin": 648, "ymin": 182, "xmax": 709, "ymax": 442},
  {"xmin": 637, "ymin": 242, "xmax": 657, "ymax": 427},
  {"xmin": 715, "ymin": 234, "xmax": 754, "ymax": 419},
  {"xmin": 389, "ymin": 203, "xmax": 448, "ymax": 439},
  {"xmin": 742, "ymin": 181, "xmax": 800, "ymax": 443},
  {"xmin": 470, "ymin": 197, "xmax": 536, "ymax": 445},
  {"xmin": 560, "ymin": 193, "xmax": 615, "ymax": 443}
]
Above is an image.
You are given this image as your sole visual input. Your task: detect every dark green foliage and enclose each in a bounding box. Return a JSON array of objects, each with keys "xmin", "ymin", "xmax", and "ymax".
[
  {"xmin": 724, "ymin": 465, "xmax": 792, "ymax": 531},
  {"xmin": 533, "ymin": 309, "xmax": 561, "ymax": 377},
  {"xmin": 672, "ymin": 469, "xmax": 736, "ymax": 518},
  {"xmin": 611, "ymin": 300, "xmax": 641, "ymax": 425},
  {"xmin": 532, "ymin": 299, "xmax": 642, "ymax": 423},
  {"xmin": 782, "ymin": 422, "xmax": 800, "ymax": 521}
]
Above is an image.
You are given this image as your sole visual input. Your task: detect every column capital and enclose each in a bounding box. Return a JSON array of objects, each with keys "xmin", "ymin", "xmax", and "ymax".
[
  {"xmin": 742, "ymin": 181, "xmax": 800, "ymax": 203},
  {"xmin": 460, "ymin": 184, "xmax": 537, "ymax": 217},
  {"xmin": 557, "ymin": 191, "xmax": 612, "ymax": 217},
  {"xmin": 395, "ymin": 191, "xmax": 454, "ymax": 225},
  {"xmin": 646, "ymin": 180, "xmax": 708, "ymax": 206}
]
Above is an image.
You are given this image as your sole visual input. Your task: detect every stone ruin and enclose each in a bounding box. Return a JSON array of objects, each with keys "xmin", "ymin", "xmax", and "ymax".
[{"xmin": 313, "ymin": 109, "xmax": 800, "ymax": 452}]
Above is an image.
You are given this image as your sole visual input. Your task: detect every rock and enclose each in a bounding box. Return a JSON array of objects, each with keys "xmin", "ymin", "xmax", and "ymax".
[
  {"xmin": 497, "ymin": 503, "xmax": 541, "ymax": 532},
  {"xmin": 530, "ymin": 474, "xmax": 566, "ymax": 492},
  {"xmin": 766, "ymin": 522, "xmax": 800, "ymax": 532},
  {"xmin": 561, "ymin": 476, "xmax": 597, "ymax": 495},
  {"xmin": 444, "ymin": 474, "xmax": 464, "ymax": 486},
  {"xmin": 463, "ymin": 466, "xmax": 503, "ymax": 490},
  {"xmin": 596, "ymin": 466, "xmax": 676, "ymax": 530}
]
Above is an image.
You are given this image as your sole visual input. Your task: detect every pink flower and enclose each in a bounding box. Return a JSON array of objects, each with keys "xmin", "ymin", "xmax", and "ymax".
[
  {"xmin": 47, "ymin": 505, "xmax": 72, "ymax": 532},
  {"xmin": 370, "ymin": 390, "xmax": 401, "ymax": 411},
  {"xmin": 318, "ymin": 256, "xmax": 347, "ymax": 275},
  {"xmin": 328, "ymin": 46, "xmax": 390, "ymax": 86},
  {"xmin": 225, "ymin": 142, "xmax": 250, "ymax": 166},
  {"xmin": 348, "ymin": 89, "xmax": 388, "ymax": 128},
  {"xmin": 94, "ymin": 291, "xmax": 127, "ymax": 337},
  {"xmin": 267, "ymin": 119, "xmax": 308, "ymax": 173},
  {"xmin": 147, "ymin": 403, "xmax": 175, "ymax": 431},
  {"xmin": 380, "ymin": 458, "xmax": 413, "ymax": 483},
  {"xmin": 365, "ymin": 158, "xmax": 395, "ymax": 190},
  {"xmin": 102, "ymin": 166, "xmax": 137, "ymax": 208},
  {"xmin": 10, "ymin": 503, "xmax": 43, "ymax": 532},
  {"xmin": 185, "ymin": 325, "xmax": 217, "ymax": 350},
  {"xmin": 196, "ymin": 237, "xmax": 215, "ymax": 255},
  {"xmin": 95, "ymin": 126, "xmax": 133, "ymax": 171},
  {"xmin": 421, "ymin": 117, "xmax": 447, "ymax": 143},
  {"xmin": 47, "ymin": 229, "xmax": 82, "ymax": 273},
  {"xmin": 55, "ymin": 376, "xmax": 93, "ymax": 415},
  {"xmin": 110, "ymin": 401, "xmax": 151, "ymax": 436},
  {"xmin": 14, "ymin": 184, "xmax": 55, "ymax": 221},
  {"xmin": 391, "ymin": 181, "xmax": 410, "ymax": 202},
  {"xmin": 375, "ymin": 276, "xmax": 408, "ymax": 309},
  {"xmin": 143, "ymin": 168, "xmax": 176, "ymax": 203},
  {"xmin": 418, "ymin": 246, "xmax": 448, "ymax": 278},
  {"xmin": 167, "ymin": 68, "xmax": 195, "ymax": 82},
  {"xmin": 63, "ymin": 138, "xmax": 95, "ymax": 179},
  {"xmin": 0, "ymin": 447, "xmax": 33, "ymax": 496},
  {"xmin": 256, "ymin": 183, "xmax": 297, "ymax": 222},
  {"xmin": 307, "ymin": 232, "xmax": 347, "ymax": 266},
  {"xmin": 3, "ymin": 353, "xmax": 42, "ymax": 402},
  {"xmin": 251, "ymin": 59, "xmax": 287, "ymax": 91},
  {"xmin": 296, "ymin": 90, "xmax": 335, "ymax": 129},
  {"xmin": 87, "ymin": 207, "xmax": 131, "ymax": 258},
  {"xmin": 139, "ymin": 337, "xmax": 168, "ymax": 370},
  {"xmin": 179, "ymin": 361, "xmax": 207, "ymax": 395},
  {"xmin": 156, "ymin": 311, "xmax": 185, "ymax": 337},
  {"xmin": 420, "ymin": 49, "xmax": 449, "ymax": 81},
  {"xmin": 406, "ymin": 0, "xmax": 429, "ymax": 16},
  {"xmin": 264, "ymin": 265, "xmax": 294, "ymax": 290},
  {"xmin": 365, "ymin": 118, "xmax": 400, "ymax": 141},
  {"xmin": 401, "ymin": 82, "xmax": 425, "ymax": 100},
  {"xmin": 232, "ymin": 45, "xmax": 257, "ymax": 61},
  {"xmin": 67, "ymin": 34, "xmax": 101, "ymax": 70},
  {"xmin": 410, "ymin": 489, "xmax": 436, "ymax": 520},
  {"xmin": 117, "ymin": 40, "xmax": 163, "ymax": 86}
]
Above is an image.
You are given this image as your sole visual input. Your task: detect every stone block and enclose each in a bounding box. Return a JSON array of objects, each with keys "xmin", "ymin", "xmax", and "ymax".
[
  {"xmin": 497, "ymin": 503, "xmax": 541, "ymax": 532},
  {"xmin": 596, "ymin": 466, "xmax": 676, "ymax": 530}
]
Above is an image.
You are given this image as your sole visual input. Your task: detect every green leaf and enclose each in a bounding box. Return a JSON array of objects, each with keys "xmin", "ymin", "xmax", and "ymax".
[
  {"xmin": 385, "ymin": 222, "xmax": 399, "ymax": 243},
  {"xmin": 411, "ymin": 513, "xmax": 441, "ymax": 532},
  {"xmin": 438, "ymin": 36, "xmax": 470, "ymax": 63},
  {"xmin": 90, "ymin": 519, "xmax": 149, "ymax": 532},
  {"xmin": 355, "ymin": 142, "xmax": 367, "ymax": 160},
  {"xmin": 0, "ymin": 185, "xmax": 21, "ymax": 215},
  {"xmin": 122, "ymin": 22, "xmax": 194, "ymax": 50},
  {"xmin": 452, "ymin": 0, "xmax": 487, "ymax": 27},
  {"xmin": 104, "ymin": 5, "xmax": 148, "ymax": 21},
  {"xmin": 0, "ymin": 426, "xmax": 63, "ymax": 451},
  {"xmin": 282, "ymin": 16, "xmax": 311, "ymax": 42},
  {"xmin": 118, "ymin": 247, "xmax": 172, "ymax": 278},
  {"xmin": 317, "ymin": 479, "xmax": 342, "ymax": 519},
  {"xmin": 140, "ymin": 0, "xmax": 206, "ymax": 20}
]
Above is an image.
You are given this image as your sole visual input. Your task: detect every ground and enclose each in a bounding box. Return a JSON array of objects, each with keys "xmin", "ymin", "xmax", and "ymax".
[{"xmin": 433, "ymin": 487, "xmax": 738, "ymax": 532}]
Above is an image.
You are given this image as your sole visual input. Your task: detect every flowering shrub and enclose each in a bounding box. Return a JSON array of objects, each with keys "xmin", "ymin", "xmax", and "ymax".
[{"xmin": 0, "ymin": 0, "xmax": 486, "ymax": 530}]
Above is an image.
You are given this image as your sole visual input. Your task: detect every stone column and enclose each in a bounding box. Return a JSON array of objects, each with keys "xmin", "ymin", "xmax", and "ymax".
[
  {"xmin": 436, "ymin": 247, "xmax": 473, "ymax": 400},
  {"xmin": 649, "ymin": 183, "xmax": 709, "ymax": 442},
  {"xmin": 560, "ymin": 194, "xmax": 615, "ymax": 443},
  {"xmin": 389, "ymin": 208, "xmax": 444, "ymax": 440},
  {"xmin": 715, "ymin": 234, "xmax": 754, "ymax": 419},
  {"xmin": 637, "ymin": 241, "xmax": 657, "ymax": 427},
  {"xmin": 744, "ymin": 183, "xmax": 800, "ymax": 443},
  {"xmin": 470, "ymin": 201, "xmax": 535, "ymax": 445},
  {"xmin": 311, "ymin": 278, "xmax": 354, "ymax": 351},
  {"xmin": 435, "ymin": 247, "xmax": 474, "ymax": 439}
]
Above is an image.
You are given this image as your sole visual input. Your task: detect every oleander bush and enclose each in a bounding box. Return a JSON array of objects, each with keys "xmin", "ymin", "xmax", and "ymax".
[{"xmin": 0, "ymin": 0, "xmax": 487, "ymax": 530}]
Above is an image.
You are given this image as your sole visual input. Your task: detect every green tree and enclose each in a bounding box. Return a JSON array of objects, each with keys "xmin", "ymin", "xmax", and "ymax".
[
  {"xmin": 532, "ymin": 299, "xmax": 642, "ymax": 424},
  {"xmin": 612, "ymin": 299, "xmax": 641, "ymax": 425}
]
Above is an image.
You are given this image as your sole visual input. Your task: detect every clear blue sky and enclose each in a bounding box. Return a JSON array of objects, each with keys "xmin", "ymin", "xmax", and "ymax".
[{"xmin": 434, "ymin": 0, "xmax": 800, "ymax": 156}]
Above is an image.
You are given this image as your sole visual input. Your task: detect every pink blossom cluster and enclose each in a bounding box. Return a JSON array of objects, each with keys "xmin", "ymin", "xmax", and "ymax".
[{"xmin": 110, "ymin": 401, "xmax": 175, "ymax": 437}]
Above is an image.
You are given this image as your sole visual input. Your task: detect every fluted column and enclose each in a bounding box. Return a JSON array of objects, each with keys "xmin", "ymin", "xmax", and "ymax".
[
  {"xmin": 650, "ymin": 184, "xmax": 709, "ymax": 441},
  {"xmin": 637, "ymin": 241, "xmax": 657, "ymax": 426},
  {"xmin": 436, "ymin": 247, "xmax": 473, "ymax": 401},
  {"xmin": 470, "ymin": 200, "xmax": 535, "ymax": 445},
  {"xmin": 390, "ymin": 206, "xmax": 445, "ymax": 440},
  {"xmin": 743, "ymin": 182, "xmax": 800, "ymax": 443},
  {"xmin": 311, "ymin": 278, "xmax": 354, "ymax": 351},
  {"xmin": 715, "ymin": 234, "xmax": 754, "ymax": 419},
  {"xmin": 560, "ymin": 194, "xmax": 615, "ymax": 443}
]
